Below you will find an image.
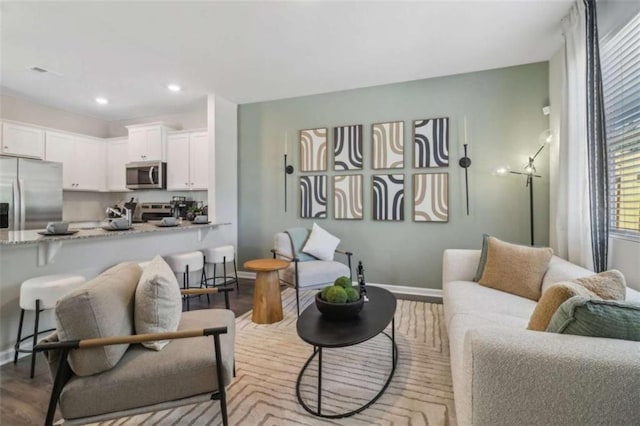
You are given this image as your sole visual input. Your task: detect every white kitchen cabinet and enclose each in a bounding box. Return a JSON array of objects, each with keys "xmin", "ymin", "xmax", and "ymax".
[
  {"xmin": 1, "ymin": 122, "xmax": 45, "ymax": 159},
  {"xmin": 126, "ymin": 123, "xmax": 172, "ymax": 162},
  {"xmin": 45, "ymin": 131, "xmax": 106, "ymax": 191},
  {"xmin": 189, "ymin": 132, "xmax": 209, "ymax": 190},
  {"xmin": 106, "ymin": 138, "xmax": 130, "ymax": 191},
  {"xmin": 166, "ymin": 131, "xmax": 208, "ymax": 191}
]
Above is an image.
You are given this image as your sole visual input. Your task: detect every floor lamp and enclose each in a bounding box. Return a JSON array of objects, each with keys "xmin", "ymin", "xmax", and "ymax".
[{"xmin": 494, "ymin": 130, "xmax": 552, "ymax": 246}]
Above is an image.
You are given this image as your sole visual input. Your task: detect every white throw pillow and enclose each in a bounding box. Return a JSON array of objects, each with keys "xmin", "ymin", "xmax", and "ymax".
[
  {"xmin": 302, "ymin": 223, "xmax": 340, "ymax": 261},
  {"xmin": 134, "ymin": 255, "xmax": 182, "ymax": 350}
]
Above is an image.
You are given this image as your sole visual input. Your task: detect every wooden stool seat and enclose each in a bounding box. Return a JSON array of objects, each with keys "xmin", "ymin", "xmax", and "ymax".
[{"xmin": 244, "ymin": 259, "xmax": 289, "ymax": 324}]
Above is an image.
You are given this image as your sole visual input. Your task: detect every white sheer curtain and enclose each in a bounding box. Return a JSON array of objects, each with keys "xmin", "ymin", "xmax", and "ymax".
[{"xmin": 549, "ymin": 1, "xmax": 594, "ymax": 271}]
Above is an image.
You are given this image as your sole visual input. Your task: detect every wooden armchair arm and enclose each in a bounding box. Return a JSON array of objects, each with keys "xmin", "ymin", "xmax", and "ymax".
[
  {"xmin": 270, "ymin": 248, "xmax": 298, "ymax": 262},
  {"xmin": 34, "ymin": 326, "xmax": 228, "ymax": 351},
  {"xmin": 335, "ymin": 248, "xmax": 353, "ymax": 256},
  {"xmin": 181, "ymin": 287, "xmax": 233, "ymax": 296}
]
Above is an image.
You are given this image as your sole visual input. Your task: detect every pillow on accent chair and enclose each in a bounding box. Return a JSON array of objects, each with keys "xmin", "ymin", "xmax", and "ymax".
[
  {"xmin": 302, "ymin": 223, "xmax": 340, "ymax": 261},
  {"xmin": 478, "ymin": 236, "xmax": 553, "ymax": 301},
  {"xmin": 528, "ymin": 282, "xmax": 599, "ymax": 331},
  {"xmin": 135, "ymin": 255, "xmax": 183, "ymax": 350},
  {"xmin": 55, "ymin": 262, "xmax": 142, "ymax": 376},
  {"xmin": 547, "ymin": 296, "xmax": 640, "ymax": 341},
  {"xmin": 473, "ymin": 234, "xmax": 490, "ymax": 281}
]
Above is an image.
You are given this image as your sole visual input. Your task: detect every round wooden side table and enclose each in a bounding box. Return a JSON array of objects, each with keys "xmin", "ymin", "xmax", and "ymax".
[{"xmin": 244, "ymin": 258, "xmax": 289, "ymax": 324}]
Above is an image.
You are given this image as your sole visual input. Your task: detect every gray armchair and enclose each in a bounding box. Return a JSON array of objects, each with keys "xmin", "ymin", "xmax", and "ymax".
[
  {"xmin": 35, "ymin": 286, "xmax": 234, "ymax": 426},
  {"xmin": 272, "ymin": 232, "xmax": 353, "ymax": 315}
]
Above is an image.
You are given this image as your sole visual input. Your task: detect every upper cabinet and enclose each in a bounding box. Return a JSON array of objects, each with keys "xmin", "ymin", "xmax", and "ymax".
[
  {"xmin": 166, "ymin": 131, "xmax": 208, "ymax": 191},
  {"xmin": 106, "ymin": 138, "xmax": 130, "ymax": 192},
  {"xmin": 126, "ymin": 123, "xmax": 173, "ymax": 162},
  {"xmin": 1, "ymin": 122, "xmax": 45, "ymax": 159},
  {"xmin": 45, "ymin": 131, "xmax": 106, "ymax": 191}
]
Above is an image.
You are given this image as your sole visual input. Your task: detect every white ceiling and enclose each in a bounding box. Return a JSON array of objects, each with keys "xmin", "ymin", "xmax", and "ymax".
[{"xmin": 0, "ymin": 1, "xmax": 573, "ymax": 121}]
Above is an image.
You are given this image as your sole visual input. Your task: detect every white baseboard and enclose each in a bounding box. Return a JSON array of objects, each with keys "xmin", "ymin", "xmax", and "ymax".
[
  {"xmin": 236, "ymin": 270, "xmax": 442, "ymax": 299},
  {"xmin": 0, "ymin": 346, "xmax": 29, "ymax": 367}
]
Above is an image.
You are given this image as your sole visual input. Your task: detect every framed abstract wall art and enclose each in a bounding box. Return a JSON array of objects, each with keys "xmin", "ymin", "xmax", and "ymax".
[
  {"xmin": 413, "ymin": 173, "xmax": 449, "ymax": 222},
  {"xmin": 300, "ymin": 175, "xmax": 327, "ymax": 218},
  {"xmin": 333, "ymin": 174, "xmax": 363, "ymax": 220},
  {"xmin": 333, "ymin": 124, "xmax": 363, "ymax": 170},
  {"xmin": 413, "ymin": 117, "xmax": 449, "ymax": 168},
  {"xmin": 300, "ymin": 128, "xmax": 328, "ymax": 172},
  {"xmin": 372, "ymin": 121, "xmax": 404, "ymax": 169},
  {"xmin": 372, "ymin": 174, "xmax": 404, "ymax": 221}
]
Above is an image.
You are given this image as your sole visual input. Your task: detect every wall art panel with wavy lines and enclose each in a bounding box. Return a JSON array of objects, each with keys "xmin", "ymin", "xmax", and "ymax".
[
  {"xmin": 372, "ymin": 174, "xmax": 404, "ymax": 221},
  {"xmin": 413, "ymin": 173, "xmax": 448, "ymax": 222},
  {"xmin": 333, "ymin": 124, "xmax": 363, "ymax": 170},
  {"xmin": 299, "ymin": 128, "xmax": 327, "ymax": 172},
  {"xmin": 300, "ymin": 175, "xmax": 327, "ymax": 218},
  {"xmin": 372, "ymin": 121, "xmax": 404, "ymax": 169},
  {"xmin": 413, "ymin": 117, "xmax": 449, "ymax": 168},
  {"xmin": 333, "ymin": 174, "xmax": 363, "ymax": 220}
]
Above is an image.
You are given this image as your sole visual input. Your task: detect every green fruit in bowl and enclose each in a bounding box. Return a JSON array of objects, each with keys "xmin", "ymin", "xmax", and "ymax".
[
  {"xmin": 324, "ymin": 286, "xmax": 348, "ymax": 303},
  {"xmin": 334, "ymin": 276, "xmax": 352, "ymax": 289},
  {"xmin": 344, "ymin": 287, "xmax": 360, "ymax": 302},
  {"xmin": 320, "ymin": 285, "xmax": 333, "ymax": 300}
]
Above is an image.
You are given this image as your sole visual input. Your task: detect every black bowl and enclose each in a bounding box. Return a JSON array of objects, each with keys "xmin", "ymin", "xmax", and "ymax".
[{"xmin": 315, "ymin": 292, "xmax": 364, "ymax": 320}]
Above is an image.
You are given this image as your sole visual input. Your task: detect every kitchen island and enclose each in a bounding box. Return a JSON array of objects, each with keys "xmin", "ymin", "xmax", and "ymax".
[{"xmin": 0, "ymin": 220, "xmax": 233, "ymax": 364}]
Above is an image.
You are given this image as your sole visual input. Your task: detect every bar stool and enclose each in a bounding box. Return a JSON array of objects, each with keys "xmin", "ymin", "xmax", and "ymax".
[
  {"xmin": 202, "ymin": 245, "xmax": 239, "ymax": 292},
  {"xmin": 164, "ymin": 251, "xmax": 204, "ymax": 310},
  {"xmin": 15, "ymin": 274, "xmax": 85, "ymax": 378}
]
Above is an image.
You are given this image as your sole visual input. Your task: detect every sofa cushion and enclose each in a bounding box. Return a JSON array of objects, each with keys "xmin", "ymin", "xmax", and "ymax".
[
  {"xmin": 527, "ymin": 282, "xmax": 599, "ymax": 331},
  {"xmin": 58, "ymin": 309, "xmax": 235, "ymax": 420},
  {"xmin": 443, "ymin": 280, "xmax": 537, "ymax": 329},
  {"xmin": 55, "ymin": 262, "xmax": 142, "ymax": 376},
  {"xmin": 547, "ymin": 296, "xmax": 640, "ymax": 341},
  {"xmin": 281, "ymin": 260, "xmax": 350, "ymax": 289},
  {"xmin": 573, "ymin": 269, "xmax": 626, "ymax": 300},
  {"xmin": 135, "ymin": 256, "xmax": 183, "ymax": 350},
  {"xmin": 478, "ymin": 237, "xmax": 553, "ymax": 301},
  {"xmin": 541, "ymin": 256, "xmax": 594, "ymax": 293},
  {"xmin": 302, "ymin": 223, "xmax": 340, "ymax": 261}
]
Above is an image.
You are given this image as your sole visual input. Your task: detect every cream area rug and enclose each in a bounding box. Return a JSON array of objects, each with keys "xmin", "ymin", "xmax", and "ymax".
[{"xmin": 97, "ymin": 288, "xmax": 456, "ymax": 426}]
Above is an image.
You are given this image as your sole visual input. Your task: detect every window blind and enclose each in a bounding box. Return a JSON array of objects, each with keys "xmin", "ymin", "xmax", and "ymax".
[{"xmin": 602, "ymin": 12, "xmax": 640, "ymax": 238}]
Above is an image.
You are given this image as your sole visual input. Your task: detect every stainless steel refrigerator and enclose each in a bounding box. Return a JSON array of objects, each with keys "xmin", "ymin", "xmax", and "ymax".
[{"xmin": 0, "ymin": 156, "xmax": 63, "ymax": 230}]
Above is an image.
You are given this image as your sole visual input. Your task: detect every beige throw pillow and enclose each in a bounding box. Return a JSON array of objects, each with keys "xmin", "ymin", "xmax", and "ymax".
[
  {"xmin": 135, "ymin": 256, "xmax": 183, "ymax": 350},
  {"xmin": 528, "ymin": 282, "xmax": 599, "ymax": 331},
  {"xmin": 574, "ymin": 270, "xmax": 626, "ymax": 300},
  {"xmin": 55, "ymin": 262, "xmax": 142, "ymax": 376},
  {"xmin": 478, "ymin": 237, "xmax": 553, "ymax": 301}
]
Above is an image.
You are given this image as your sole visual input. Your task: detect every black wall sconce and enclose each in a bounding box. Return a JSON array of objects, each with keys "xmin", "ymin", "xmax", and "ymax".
[
  {"xmin": 458, "ymin": 117, "xmax": 472, "ymax": 216},
  {"xmin": 284, "ymin": 135, "xmax": 294, "ymax": 212}
]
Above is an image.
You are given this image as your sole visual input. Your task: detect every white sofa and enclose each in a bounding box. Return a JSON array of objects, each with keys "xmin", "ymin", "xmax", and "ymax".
[{"xmin": 443, "ymin": 249, "xmax": 640, "ymax": 426}]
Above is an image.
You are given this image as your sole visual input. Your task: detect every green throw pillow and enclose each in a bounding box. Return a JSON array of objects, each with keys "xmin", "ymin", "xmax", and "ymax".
[
  {"xmin": 473, "ymin": 234, "xmax": 490, "ymax": 282},
  {"xmin": 546, "ymin": 296, "xmax": 640, "ymax": 342}
]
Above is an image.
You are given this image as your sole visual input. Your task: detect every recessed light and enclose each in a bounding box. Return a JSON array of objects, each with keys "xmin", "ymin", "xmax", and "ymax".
[
  {"xmin": 95, "ymin": 97, "xmax": 109, "ymax": 105},
  {"xmin": 167, "ymin": 84, "xmax": 182, "ymax": 92}
]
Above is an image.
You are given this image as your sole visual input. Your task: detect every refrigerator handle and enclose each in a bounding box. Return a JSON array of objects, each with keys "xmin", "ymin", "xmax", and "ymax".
[
  {"xmin": 18, "ymin": 178, "xmax": 26, "ymax": 230},
  {"xmin": 13, "ymin": 178, "xmax": 20, "ymax": 230}
]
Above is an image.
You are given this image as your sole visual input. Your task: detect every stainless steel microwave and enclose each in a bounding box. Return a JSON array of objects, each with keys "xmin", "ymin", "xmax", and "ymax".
[{"xmin": 125, "ymin": 161, "xmax": 166, "ymax": 189}]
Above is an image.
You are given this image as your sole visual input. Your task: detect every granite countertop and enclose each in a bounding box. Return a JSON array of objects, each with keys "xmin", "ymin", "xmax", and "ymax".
[{"xmin": 0, "ymin": 221, "xmax": 229, "ymax": 245}]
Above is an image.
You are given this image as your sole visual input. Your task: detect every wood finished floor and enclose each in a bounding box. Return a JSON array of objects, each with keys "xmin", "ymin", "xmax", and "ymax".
[{"xmin": 0, "ymin": 280, "xmax": 440, "ymax": 425}]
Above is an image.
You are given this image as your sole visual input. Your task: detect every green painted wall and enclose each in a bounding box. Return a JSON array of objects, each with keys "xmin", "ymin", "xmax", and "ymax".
[{"xmin": 238, "ymin": 62, "xmax": 550, "ymax": 289}]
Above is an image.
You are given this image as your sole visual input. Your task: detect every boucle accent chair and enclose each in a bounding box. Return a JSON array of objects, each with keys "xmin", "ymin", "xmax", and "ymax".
[
  {"xmin": 443, "ymin": 249, "xmax": 640, "ymax": 426},
  {"xmin": 272, "ymin": 231, "xmax": 352, "ymax": 315},
  {"xmin": 35, "ymin": 263, "xmax": 235, "ymax": 426}
]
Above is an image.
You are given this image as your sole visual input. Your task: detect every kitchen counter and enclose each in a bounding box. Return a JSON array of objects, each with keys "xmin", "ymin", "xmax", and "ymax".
[{"xmin": 0, "ymin": 221, "xmax": 228, "ymax": 245}]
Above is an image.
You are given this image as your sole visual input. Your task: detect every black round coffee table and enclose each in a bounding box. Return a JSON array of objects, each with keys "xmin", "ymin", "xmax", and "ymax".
[{"xmin": 295, "ymin": 286, "xmax": 397, "ymax": 418}]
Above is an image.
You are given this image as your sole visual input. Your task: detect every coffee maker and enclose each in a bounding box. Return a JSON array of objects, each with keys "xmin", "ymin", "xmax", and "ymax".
[{"xmin": 170, "ymin": 196, "xmax": 197, "ymax": 219}]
